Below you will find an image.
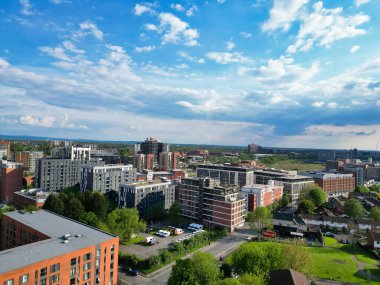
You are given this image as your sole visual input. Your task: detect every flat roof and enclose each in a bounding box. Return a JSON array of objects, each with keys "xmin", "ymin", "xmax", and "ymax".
[{"xmin": 0, "ymin": 210, "xmax": 116, "ymax": 274}]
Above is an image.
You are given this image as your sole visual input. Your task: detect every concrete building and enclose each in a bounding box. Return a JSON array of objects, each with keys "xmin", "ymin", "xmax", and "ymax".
[
  {"xmin": 196, "ymin": 164, "xmax": 254, "ymax": 187},
  {"xmin": 247, "ymin": 143, "xmax": 262, "ymax": 154},
  {"xmin": 0, "ymin": 210, "xmax": 118, "ymax": 285},
  {"xmin": 241, "ymin": 182, "xmax": 283, "ymax": 211},
  {"xmin": 0, "ymin": 160, "xmax": 23, "ymax": 203},
  {"xmin": 158, "ymin": 152, "xmax": 180, "ymax": 171},
  {"xmin": 179, "ymin": 178, "xmax": 245, "ymax": 232},
  {"xmin": 13, "ymin": 188, "xmax": 53, "ymax": 209},
  {"xmin": 254, "ymin": 169, "xmax": 314, "ymax": 206},
  {"xmin": 326, "ymin": 160, "xmax": 343, "ymax": 171},
  {"xmin": 366, "ymin": 166, "xmax": 380, "ymax": 181},
  {"xmin": 118, "ymin": 180, "xmax": 175, "ymax": 216},
  {"xmin": 52, "ymin": 145, "xmax": 91, "ymax": 161},
  {"xmin": 302, "ymin": 172, "xmax": 355, "ymax": 197},
  {"xmin": 318, "ymin": 150, "xmax": 336, "ymax": 162},
  {"xmin": 35, "ymin": 158, "xmax": 102, "ymax": 191},
  {"xmin": 134, "ymin": 137, "xmax": 169, "ymax": 164},
  {"xmin": 0, "ymin": 140, "xmax": 11, "ymax": 160},
  {"xmin": 80, "ymin": 164, "xmax": 136, "ymax": 193},
  {"xmin": 343, "ymin": 165, "xmax": 364, "ymax": 186},
  {"xmin": 133, "ymin": 154, "xmax": 146, "ymax": 172},
  {"xmin": 15, "ymin": 151, "xmax": 44, "ymax": 173}
]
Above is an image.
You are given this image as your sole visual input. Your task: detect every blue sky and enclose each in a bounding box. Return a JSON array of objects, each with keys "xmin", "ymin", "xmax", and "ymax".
[{"xmin": 1, "ymin": 0, "xmax": 380, "ymax": 149}]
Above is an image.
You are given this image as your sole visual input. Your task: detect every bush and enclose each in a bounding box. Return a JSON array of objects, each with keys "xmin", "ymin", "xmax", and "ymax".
[{"xmin": 160, "ymin": 249, "xmax": 172, "ymax": 263}]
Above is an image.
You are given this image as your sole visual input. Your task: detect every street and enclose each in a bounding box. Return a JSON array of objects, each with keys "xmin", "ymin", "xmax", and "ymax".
[{"xmin": 118, "ymin": 231, "xmax": 248, "ymax": 285}]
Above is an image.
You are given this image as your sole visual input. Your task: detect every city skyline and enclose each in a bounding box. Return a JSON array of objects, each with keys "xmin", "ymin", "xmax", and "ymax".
[{"xmin": 1, "ymin": 0, "xmax": 380, "ymax": 149}]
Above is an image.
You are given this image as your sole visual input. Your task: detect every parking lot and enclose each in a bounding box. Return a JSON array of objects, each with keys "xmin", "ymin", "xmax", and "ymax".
[{"xmin": 119, "ymin": 227, "xmax": 196, "ymax": 259}]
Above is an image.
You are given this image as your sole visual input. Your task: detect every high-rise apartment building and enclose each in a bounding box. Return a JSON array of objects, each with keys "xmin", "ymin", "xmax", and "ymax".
[
  {"xmin": 247, "ymin": 143, "xmax": 262, "ymax": 154},
  {"xmin": 318, "ymin": 150, "xmax": 336, "ymax": 162},
  {"xmin": 35, "ymin": 158, "xmax": 102, "ymax": 191},
  {"xmin": 52, "ymin": 145, "xmax": 91, "ymax": 161},
  {"xmin": 179, "ymin": 178, "xmax": 245, "ymax": 232},
  {"xmin": 15, "ymin": 151, "xmax": 44, "ymax": 173},
  {"xmin": 196, "ymin": 164, "xmax": 254, "ymax": 187},
  {"xmin": 80, "ymin": 164, "xmax": 136, "ymax": 193},
  {"xmin": 0, "ymin": 140, "xmax": 11, "ymax": 160},
  {"xmin": 158, "ymin": 152, "xmax": 180, "ymax": 171},
  {"xmin": 0, "ymin": 210, "xmax": 118, "ymax": 285},
  {"xmin": 133, "ymin": 154, "xmax": 146, "ymax": 172},
  {"xmin": 118, "ymin": 180, "xmax": 175, "ymax": 216},
  {"xmin": 0, "ymin": 161, "xmax": 23, "ymax": 203}
]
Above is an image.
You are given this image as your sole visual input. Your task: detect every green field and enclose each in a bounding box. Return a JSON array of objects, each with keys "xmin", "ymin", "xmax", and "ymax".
[
  {"xmin": 236, "ymin": 241, "xmax": 380, "ymax": 284},
  {"xmin": 263, "ymin": 159, "xmax": 324, "ymax": 171}
]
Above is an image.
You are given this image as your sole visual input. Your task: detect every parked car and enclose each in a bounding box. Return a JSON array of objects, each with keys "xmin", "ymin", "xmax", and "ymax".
[
  {"xmin": 325, "ymin": 232, "xmax": 335, "ymax": 237},
  {"xmin": 126, "ymin": 267, "xmax": 138, "ymax": 276}
]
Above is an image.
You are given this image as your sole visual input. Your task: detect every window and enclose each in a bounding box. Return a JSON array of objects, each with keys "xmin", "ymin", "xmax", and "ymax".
[
  {"xmin": 83, "ymin": 282, "xmax": 91, "ymax": 285},
  {"xmin": 50, "ymin": 263, "xmax": 60, "ymax": 273},
  {"xmin": 4, "ymin": 279, "xmax": 14, "ymax": 285},
  {"xmin": 40, "ymin": 268, "xmax": 47, "ymax": 277},
  {"xmin": 20, "ymin": 274, "xmax": 29, "ymax": 284},
  {"xmin": 40, "ymin": 279, "xmax": 46, "ymax": 285},
  {"xmin": 96, "ymin": 249, "xmax": 100, "ymax": 257},
  {"xmin": 70, "ymin": 268, "xmax": 76, "ymax": 276},
  {"xmin": 49, "ymin": 274, "xmax": 59, "ymax": 285},
  {"xmin": 95, "ymin": 259, "xmax": 100, "ymax": 267},
  {"xmin": 83, "ymin": 262, "xmax": 92, "ymax": 271},
  {"xmin": 83, "ymin": 272, "xmax": 91, "ymax": 281},
  {"xmin": 84, "ymin": 252, "xmax": 92, "ymax": 261}
]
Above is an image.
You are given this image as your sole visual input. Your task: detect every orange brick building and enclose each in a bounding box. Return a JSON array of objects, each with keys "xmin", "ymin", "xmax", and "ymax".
[
  {"xmin": 0, "ymin": 210, "xmax": 119, "ymax": 285},
  {"xmin": 304, "ymin": 172, "xmax": 356, "ymax": 197},
  {"xmin": 0, "ymin": 140, "xmax": 11, "ymax": 160},
  {"xmin": 0, "ymin": 161, "xmax": 23, "ymax": 203},
  {"xmin": 241, "ymin": 182, "xmax": 284, "ymax": 211},
  {"xmin": 12, "ymin": 189, "xmax": 52, "ymax": 209}
]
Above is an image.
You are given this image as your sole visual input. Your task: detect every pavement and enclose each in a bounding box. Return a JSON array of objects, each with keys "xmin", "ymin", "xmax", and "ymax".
[{"xmin": 117, "ymin": 231, "xmax": 249, "ymax": 285}]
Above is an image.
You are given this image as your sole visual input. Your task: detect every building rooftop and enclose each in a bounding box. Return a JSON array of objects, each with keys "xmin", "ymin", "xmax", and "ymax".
[
  {"xmin": 0, "ymin": 210, "xmax": 116, "ymax": 274},
  {"xmin": 121, "ymin": 180, "xmax": 172, "ymax": 187},
  {"xmin": 13, "ymin": 188, "xmax": 53, "ymax": 200}
]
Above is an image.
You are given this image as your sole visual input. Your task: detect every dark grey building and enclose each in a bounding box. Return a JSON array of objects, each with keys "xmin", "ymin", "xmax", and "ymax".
[
  {"xmin": 118, "ymin": 180, "xmax": 175, "ymax": 217},
  {"xmin": 196, "ymin": 164, "xmax": 254, "ymax": 187},
  {"xmin": 35, "ymin": 158, "xmax": 102, "ymax": 191},
  {"xmin": 80, "ymin": 164, "xmax": 137, "ymax": 193},
  {"xmin": 136, "ymin": 137, "xmax": 169, "ymax": 162}
]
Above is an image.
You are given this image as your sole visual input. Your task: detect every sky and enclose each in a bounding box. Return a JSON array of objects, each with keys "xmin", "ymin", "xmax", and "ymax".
[{"xmin": 0, "ymin": 0, "xmax": 380, "ymax": 149}]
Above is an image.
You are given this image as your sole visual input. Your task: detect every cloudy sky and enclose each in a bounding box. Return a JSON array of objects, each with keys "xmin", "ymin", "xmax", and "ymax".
[{"xmin": 1, "ymin": 0, "xmax": 380, "ymax": 149}]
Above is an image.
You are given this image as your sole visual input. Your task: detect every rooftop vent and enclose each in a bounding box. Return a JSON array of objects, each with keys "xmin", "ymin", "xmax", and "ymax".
[{"xmin": 62, "ymin": 240, "xmax": 69, "ymax": 244}]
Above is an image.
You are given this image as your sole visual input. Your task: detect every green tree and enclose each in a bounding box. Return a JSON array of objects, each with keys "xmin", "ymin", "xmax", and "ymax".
[
  {"xmin": 238, "ymin": 274, "xmax": 265, "ymax": 285},
  {"xmin": 369, "ymin": 207, "xmax": 380, "ymax": 221},
  {"xmin": 282, "ymin": 240, "xmax": 313, "ymax": 276},
  {"xmin": 24, "ymin": 205, "xmax": 39, "ymax": 212},
  {"xmin": 369, "ymin": 185, "xmax": 380, "ymax": 193},
  {"xmin": 309, "ymin": 187, "xmax": 327, "ymax": 207},
  {"xmin": 143, "ymin": 201, "xmax": 166, "ymax": 222},
  {"xmin": 168, "ymin": 252, "xmax": 221, "ymax": 285},
  {"xmin": 106, "ymin": 208, "xmax": 146, "ymax": 240},
  {"xmin": 344, "ymin": 199, "xmax": 365, "ymax": 219},
  {"xmin": 281, "ymin": 194, "xmax": 290, "ymax": 207},
  {"xmin": 43, "ymin": 194, "xmax": 64, "ymax": 215},
  {"xmin": 64, "ymin": 197, "xmax": 85, "ymax": 220},
  {"xmin": 297, "ymin": 199, "xmax": 316, "ymax": 214},
  {"xmin": 247, "ymin": 207, "xmax": 272, "ymax": 231},
  {"xmin": 169, "ymin": 202, "xmax": 181, "ymax": 226},
  {"xmin": 355, "ymin": 185, "xmax": 370, "ymax": 194},
  {"xmin": 79, "ymin": 212, "xmax": 110, "ymax": 232},
  {"xmin": 216, "ymin": 279, "xmax": 242, "ymax": 285},
  {"xmin": 88, "ymin": 192, "xmax": 108, "ymax": 221}
]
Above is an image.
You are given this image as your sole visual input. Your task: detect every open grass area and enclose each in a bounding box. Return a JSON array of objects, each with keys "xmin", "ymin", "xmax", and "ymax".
[
  {"xmin": 234, "ymin": 241, "xmax": 380, "ymax": 284},
  {"xmin": 263, "ymin": 159, "xmax": 324, "ymax": 171},
  {"xmin": 120, "ymin": 236, "xmax": 144, "ymax": 246}
]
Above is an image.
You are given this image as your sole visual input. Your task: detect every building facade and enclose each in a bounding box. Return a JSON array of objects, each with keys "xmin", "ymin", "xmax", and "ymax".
[
  {"xmin": 118, "ymin": 180, "xmax": 175, "ymax": 216},
  {"xmin": 241, "ymin": 182, "xmax": 283, "ymax": 211},
  {"xmin": 15, "ymin": 151, "xmax": 44, "ymax": 173},
  {"xmin": 0, "ymin": 161, "xmax": 23, "ymax": 203},
  {"xmin": 179, "ymin": 177, "xmax": 245, "ymax": 232},
  {"xmin": 80, "ymin": 164, "xmax": 136, "ymax": 194},
  {"xmin": 0, "ymin": 140, "xmax": 11, "ymax": 160},
  {"xmin": 35, "ymin": 159, "xmax": 102, "ymax": 191},
  {"xmin": 0, "ymin": 210, "xmax": 118, "ymax": 285},
  {"xmin": 13, "ymin": 189, "xmax": 52, "ymax": 209},
  {"xmin": 318, "ymin": 150, "xmax": 336, "ymax": 162},
  {"xmin": 52, "ymin": 145, "xmax": 91, "ymax": 161},
  {"xmin": 196, "ymin": 164, "xmax": 254, "ymax": 187}
]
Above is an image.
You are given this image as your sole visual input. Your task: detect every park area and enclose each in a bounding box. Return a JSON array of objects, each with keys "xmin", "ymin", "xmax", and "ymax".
[
  {"xmin": 262, "ymin": 159, "xmax": 324, "ymax": 172},
  {"xmin": 226, "ymin": 239, "xmax": 380, "ymax": 284}
]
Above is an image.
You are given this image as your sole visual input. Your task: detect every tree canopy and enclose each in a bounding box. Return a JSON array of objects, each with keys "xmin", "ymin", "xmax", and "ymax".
[
  {"xmin": 169, "ymin": 201, "xmax": 181, "ymax": 226},
  {"xmin": 246, "ymin": 207, "xmax": 272, "ymax": 231},
  {"xmin": 309, "ymin": 187, "xmax": 327, "ymax": 207},
  {"xmin": 355, "ymin": 185, "xmax": 370, "ymax": 194},
  {"xmin": 106, "ymin": 208, "xmax": 146, "ymax": 240},
  {"xmin": 297, "ymin": 199, "xmax": 316, "ymax": 214},
  {"xmin": 344, "ymin": 199, "xmax": 365, "ymax": 219},
  {"xmin": 43, "ymin": 194, "xmax": 64, "ymax": 215},
  {"xmin": 369, "ymin": 207, "xmax": 380, "ymax": 221}
]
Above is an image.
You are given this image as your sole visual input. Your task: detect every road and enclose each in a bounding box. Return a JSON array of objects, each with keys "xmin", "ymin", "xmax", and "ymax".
[{"xmin": 118, "ymin": 232, "xmax": 248, "ymax": 285}]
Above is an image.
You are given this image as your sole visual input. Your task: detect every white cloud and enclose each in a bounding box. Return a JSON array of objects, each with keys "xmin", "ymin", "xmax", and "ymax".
[
  {"xmin": 75, "ymin": 21, "xmax": 104, "ymax": 41},
  {"xmin": 261, "ymin": 0, "xmax": 308, "ymax": 32},
  {"xmin": 39, "ymin": 47, "xmax": 73, "ymax": 62},
  {"xmin": 226, "ymin": 40, "xmax": 235, "ymax": 50},
  {"xmin": 135, "ymin": 45, "xmax": 156, "ymax": 53},
  {"xmin": 20, "ymin": 0, "xmax": 33, "ymax": 15},
  {"xmin": 287, "ymin": 2, "xmax": 370, "ymax": 53},
  {"xmin": 186, "ymin": 5, "xmax": 198, "ymax": 17},
  {"xmin": 240, "ymin": 32, "xmax": 252, "ymax": 38},
  {"xmin": 327, "ymin": 102, "xmax": 338, "ymax": 109},
  {"xmin": 178, "ymin": 52, "xmax": 205, "ymax": 64},
  {"xmin": 157, "ymin": 13, "xmax": 199, "ymax": 46},
  {"xmin": 20, "ymin": 115, "xmax": 55, "ymax": 127},
  {"xmin": 355, "ymin": 0, "xmax": 370, "ymax": 7},
  {"xmin": 145, "ymin": 23, "xmax": 159, "ymax": 31},
  {"xmin": 170, "ymin": 4, "xmax": 185, "ymax": 12},
  {"xmin": 134, "ymin": 4, "xmax": 155, "ymax": 16},
  {"xmin": 206, "ymin": 52, "xmax": 249, "ymax": 64},
  {"xmin": 312, "ymin": 101, "xmax": 325, "ymax": 107},
  {"xmin": 350, "ymin": 45, "xmax": 360, "ymax": 53}
]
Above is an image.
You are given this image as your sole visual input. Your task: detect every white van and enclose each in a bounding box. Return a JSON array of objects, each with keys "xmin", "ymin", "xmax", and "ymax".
[
  {"xmin": 156, "ymin": 230, "xmax": 170, "ymax": 237},
  {"xmin": 188, "ymin": 223, "xmax": 203, "ymax": 231}
]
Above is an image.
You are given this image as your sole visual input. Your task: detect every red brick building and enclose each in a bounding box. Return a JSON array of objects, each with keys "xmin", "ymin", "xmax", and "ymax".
[
  {"xmin": 0, "ymin": 210, "xmax": 119, "ymax": 285},
  {"xmin": 0, "ymin": 161, "xmax": 23, "ymax": 203},
  {"xmin": 304, "ymin": 172, "xmax": 355, "ymax": 197},
  {"xmin": 12, "ymin": 189, "xmax": 52, "ymax": 209},
  {"xmin": 241, "ymin": 183, "xmax": 283, "ymax": 211},
  {"xmin": 0, "ymin": 140, "xmax": 11, "ymax": 160}
]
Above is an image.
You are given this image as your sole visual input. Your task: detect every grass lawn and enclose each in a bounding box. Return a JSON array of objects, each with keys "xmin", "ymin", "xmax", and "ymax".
[
  {"xmin": 120, "ymin": 236, "xmax": 144, "ymax": 246},
  {"xmin": 263, "ymin": 159, "xmax": 324, "ymax": 171}
]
